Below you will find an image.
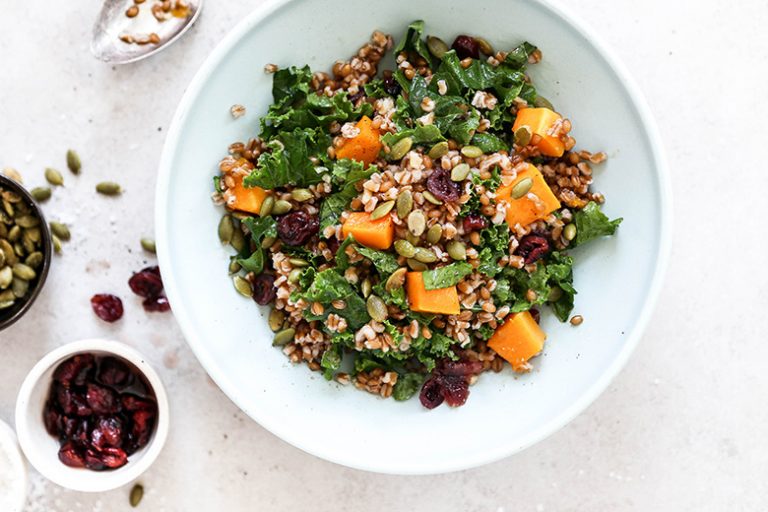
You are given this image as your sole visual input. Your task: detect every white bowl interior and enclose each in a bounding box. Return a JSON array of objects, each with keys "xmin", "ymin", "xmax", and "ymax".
[
  {"xmin": 15, "ymin": 340, "xmax": 169, "ymax": 492},
  {"xmin": 156, "ymin": 0, "xmax": 670, "ymax": 474}
]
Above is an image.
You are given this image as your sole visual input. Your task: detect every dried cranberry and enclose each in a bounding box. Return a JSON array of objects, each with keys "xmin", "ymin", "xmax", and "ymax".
[
  {"xmin": 451, "ymin": 35, "xmax": 480, "ymax": 59},
  {"xmin": 56, "ymin": 386, "xmax": 92, "ymax": 417},
  {"xmin": 60, "ymin": 416, "xmax": 79, "ymax": 440},
  {"xmin": 440, "ymin": 360, "xmax": 483, "ymax": 377},
  {"xmin": 142, "ymin": 295, "xmax": 171, "ymax": 312},
  {"xmin": 43, "ymin": 404, "xmax": 60, "ymax": 436},
  {"xmin": 382, "ymin": 75, "xmax": 402, "ymax": 97},
  {"xmin": 90, "ymin": 294, "xmax": 124, "ymax": 322},
  {"xmin": 91, "ymin": 417, "xmax": 123, "ymax": 449},
  {"xmin": 86, "ymin": 383, "xmax": 120, "ymax": 415},
  {"xmin": 129, "ymin": 269, "xmax": 164, "ymax": 299},
  {"xmin": 121, "ymin": 394, "xmax": 157, "ymax": 413},
  {"xmin": 94, "ymin": 446, "xmax": 129, "ymax": 470},
  {"xmin": 130, "ymin": 409, "xmax": 156, "ymax": 450},
  {"xmin": 276, "ymin": 211, "xmax": 319, "ymax": 246},
  {"xmin": 440, "ymin": 375, "xmax": 470, "ymax": 407},
  {"xmin": 251, "ymin": 273, "xmax": 277, "ymax": 306},
  {"xmin": 58, "ymin": 442, "xmax": 86, "ymax": 468},
  {"xmin": 530, "ymin": 308, "xmax": 541, "ymax": 324},
  {"xmin": 53, "ymin": 354, "xmax": 95, "ymax": 386},
  {"xmin": 517, "ymin": 234, "xmax": 551, "ymax": 264},
  {"xmin": 419, "ymin": 376, "xmax": 445, "ymax": 409},
  {"xmin": 462, "ymin": 213, "xmax": 488, "ymax": 232},
  {"xmin": 326, "ymin": 236, "xmax": 341, "ymax": 257},
  {"xmin": 97, "ymin": 357, "xmax": 134, "ymax": 388},
  {"xmin": 348, "ymin": 90, "xmax": 365, "ymax": 104},
  {"xmin": 426, "ymin": 168, "xmax": 460, "ymax": 202}
]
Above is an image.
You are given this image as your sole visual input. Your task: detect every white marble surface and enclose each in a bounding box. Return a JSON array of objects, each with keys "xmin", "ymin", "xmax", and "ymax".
[{"xmin": 1, "ymin": 0, "xmax": 766, "ymax": 510}]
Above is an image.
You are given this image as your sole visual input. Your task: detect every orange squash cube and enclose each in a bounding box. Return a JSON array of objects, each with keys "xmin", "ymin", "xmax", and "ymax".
[
  {"xmin": 341, "ymin": 212, "xmax": 394, "ymax": 250},
  {"xmin": 488, "ymin": 311, "xmax": 546, "ymax": 371},
  {"xmin": 512, "ymin": 107, "xmax": 565, "ymax": 157},
  {"xmin": 335, "ymin": 116, "xmax": 382, "ymax": 165},
  {"xmin": 406, "ymin": 272, "xmax": 460, "ymax": 316},
  {"xmin": 230, "ymin": 173, "xmax": 269, "ymax": 215},
  {"xmin": 496, "ymin": 163, "xmax": 561, "ymax": 228}
]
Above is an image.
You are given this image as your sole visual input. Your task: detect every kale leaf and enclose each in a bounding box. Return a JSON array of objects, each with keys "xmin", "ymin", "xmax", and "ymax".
[{"xmin": 573, "ymin": 201, "xmax": 623, "ymax": 246}]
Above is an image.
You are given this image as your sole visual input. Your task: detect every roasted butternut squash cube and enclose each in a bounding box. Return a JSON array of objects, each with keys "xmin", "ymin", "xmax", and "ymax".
[
  {"xmin": 335, "ymin": 115, "xmax": 382, "ymax": 165},
  {"xmin": 496, "ymin": 163, "xmax": 561, "ymax": 228},
  {"xmin": 230, "ymin": 173, "xmax": 269, "ymax": 215},
  {"xmin": 488, "ymin": 311, "xmax": 546, "ymax": 371},
  {"xmin": 512, "ymin": 107, "xmax": 565, "ymax": 157},
  {"xmin": 406, "ymin": 272, "xmax": 460, "ymax": 315},
  {"xmin": 341, "ymin": 212, "xmax": 394, "ymax": 250}
]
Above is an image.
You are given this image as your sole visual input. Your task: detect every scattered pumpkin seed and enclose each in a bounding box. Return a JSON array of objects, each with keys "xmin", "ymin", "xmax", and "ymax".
[
  {"xmin": 366, "ymin": 294, "xmax": 388, "ymax": 322},
  {"xmin": 30, "ymin": 187, "xmax": 51, "ymax": 202},
  {"xmin": 291, "ymin": 188, "xmax": 313, "ymax": 202},
  {"xmin": 95, "ymin": 182, "xmax": 122, "ymax": 195},
  {"xmin": 564, "ymin": 223, "xmax": 577, "ymax": 241},
  {"xmin": 460, "ymin": 145, "xmax": 483, "ymax": 158},
  {"xmin": 272, "ymin": 199, "xmax": 293, "ymax": 215},
  {"xmin": 414, "ymin": 247, "xmax": 437, "ymax": 263},
  {"xmin": 570, "ymin": 315, "xmax": 584, "ymax": 326},
  {"xmin": 446, "ymin": 240, "xmax": 467, "ymax": 261},
  {"xmin": 229, "ymin": 228, "xmax": 246, "ymax": 253},
  {"xmin": 259, "ymin": 195, "xmax": 275, "ymax": 217},
  {"xmin": 405, "ymin": 232, "xmax": 421, "ymax": 247},
  {"xmin": 475, "ymin": 36, "xmax": 494, "ymax": 56},
  {"xmin": 24, "ymin": 251, "xmax": 43, "ymax": 269},
  {"xmin": 141, "ymin": 237, "xmax": 156, "ymax": 253},
  {"xmin": 534, "ymin": 95, "xmax": 554, "ymax": 110},
  {"xmin": 450, "ymin": 163, "xmax": 471, "ymax": 182},
  {"xmin": 16, "ymin": 215, "xmax": 39, "ymax": 229},
  {"xmin": 547, "ymin": 286, "xmax": 563, "ymax": 302},
  {"xmin": 228, "ymin": 259, "xmax": 241, "ymax": 274},
  {"xmin": 233, "ymin": 275, "xmax": 252, "ymax": 297},
  {"xmin": 511, "ymin": 177, "xmax": 533, "ymax": 199},
  {"xmin": 218, "ymin": 215, "xmax": 234, "ymax": 244},
  {"xmin": 0, "ymin": 266, "xmax": 12, "ymax": 289},
  {"xmin": 361, "ymin": 277, "xmax": 372, "ymax": 298},
  {"xmin": 385, "ymin": 267, "xmax": 407, "ymax": 292},
  {"xmin": 66, "ymin": 149, "xmax": 82, "ymax": 175},
  {"xmin": 261, "ymin": 236, "xmax": 276, "ymax": 249},
  {"xmin": 52, "ymin": 235, "xmax": 62, "ymax": 254},
  {"xmin": 12, "ymin": 263, "xmax": 36, "ymax": 281},
  {"xmin": 394, "ymin": 239, "xmax": 416, "ymax": 258},
  {"xmin": 422, "ymin": 191, "xmax": 443, "ymax": 205},
  {"xmin": 428, "ymin": 141, "xmax": 449, "ymax": 159},
  {"xmin": 2, "ymin": 167, "xmax": 22, "ymax": 183},
  {"xmin": 514, "ymin": 125, "xmax": 532, "ymax": 146},
  {"xmin": 396, "ymin": 190, "xmax": 413, "ymax": 219},
  {"xmin": 427, "ymin": 35, "xmax": 449, "ymax": 59},
  {"xmin": 426, "ymin": 224, "xmax": 442, "ymax": 244},
  {"xmin": 406, "ymin": 258, "xmax": 428, "ymax": 271},
  {"xmin": 288, "ymin": 268, "xmax": 303, "ymax": 283},
  {"xmin": 288, "ymin": 258, "xmax": 309, "ymax": 267},
  {"xmin": 44, "ymin": 168, "xmax": 64, "ymax": 186},
  {"xmin": 388, "ymin": 137, "xmax": 413, "ymax": 161},
  {"xmin": 49, "ymin": 221, "xmax": 70, "ymax": 241},
  {"xmin": 273, "ymin": 327, "xmax": 296, "ymax": 346},
  {"xmin": 11, "ymin": 277, "xmax": 28, "ymax": 298},
  {"xmin": 268, "ymin": 309, "xmax": 285, "ymax": 332},
  {"xmin": 407, "ymin": 210, "xmax": 426, "ymax": 237},
  {"xmin": 370, "ymin": 200, "xmax": 395, "ymax": 220}
]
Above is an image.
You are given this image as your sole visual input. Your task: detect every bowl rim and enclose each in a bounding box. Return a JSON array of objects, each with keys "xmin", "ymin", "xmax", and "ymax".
[
  {"xmin": 155, "ymin": 0, "xmax": 673, "ymax": 474},
  {"xmin": 0, "ymin": 173, "xmax": 53, "ymax": 331},
  {"xmin": 14, "ymin": 339, "xmax": 170, "ymax": 492}
]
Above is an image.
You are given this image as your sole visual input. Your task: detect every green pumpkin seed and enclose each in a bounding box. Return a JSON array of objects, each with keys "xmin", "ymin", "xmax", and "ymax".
[
  {"xmin": 96, "ymin": 182, "xmax": 122, "ymax": 195},
  {"xmin": 406, "ymin": 258, "xmax": 428, "ymax": 271},
  {"xmin": 25, "ymin": 227, "xmax": 41, "ymax": 244},
  {"xmin": 0, "ymin": 250, "xmax": 4, "ymax": 267},
  {"xmin": 8, "ymin": 225, "xmax": 20, "ymax": 242},
  {"xmin": 218, "ymin": 215, "xmax": 234, "ymax": 244},
  {"xmin": 12, "ymin": 263, "xmax": 35, "ymax": 281},
  {"xmin": 447, "ymin": 240, "xmax": 467, "ymax": 261},
  {"xmin": 422, "ymin": 191, "xmax": 443, "ymax": 205},
  {"xmin": 414, "ymin": 247, "xmax": 438, "ymax": 263},
  {"xmin": 460, "ymin": 145, "xmax": 483, "ymax": 158},
  {"xmin": 16, "ymin": 215, "xmax": 39, "ymax": 229},
  {"xmin": 52, "ymin": 235, "xmax": 62, "ymax": 254},
  {"xmin": 533, "ymin": 95, "xmax": 554, "ymax": 110},
  {"xmin": 141, "ymin": 237, "xmax": 156, "ymax": 253},
  {"xmin": 396, "ymin": 190, "xmax": 413, "ymax": 219},
  {"xmin": 366, "ymin": 294, "xmax": 388, "ymax": 322},
  {"xmin": 49, "ymin": 221, "xmax": 70, "ymax": 241},
  {"xmin": 129, "ymin": 484, "xmax": 143, "ymax": 507},
  {"xmin": 272, "ymin": 200, "xmax": 293, "ymax": 215},
  {"xmin": 30, "ymin": 187, "xmax": 51, "ymax": 202},
  {"xmin": 288, "ymin": 258, "xmax": 309, "ymax": 268},
  {"xmin": 273, "ymin": 327, "xmax": 296, "ymax": 346},
  {"xmin": 231, "ymin": 211, "xmax": 249, "ymax": 221},
  {"xmin": 44, "ymin": 167, "xmax": 64, "ymax": 186},
  {"xmin": 407, "ymin": 210, "xmax": 426, "ymax": 236},
  {"xmin": 385, "ymin": 267, "xmax": 407, "ymax": 292},
  {"xmin": 268, "ymin": 309, "xmax": 285, "ymax": 332},
  {"xmin": 370, "ymin": 200, "xmax": 395, "ymax": 220},
  {"xmin": 0, "ymin": 266, "xmax": 12, "ymax": 289},
  {"xmin": 548, "ymin": 286, "xmax": 563, "ymax": 302},
  {"xmin": 0, "ymin": 224, "xmax": 7, "ymax": 239},
  {"xmin": 14, "ymin": 241, "xmax": 24, "ymax": 257},
  {"xmin": 233, "ymin": 275, "xmax": 252, "ymax": 297},
  {"xmin": 394, "ymin": 239, "xmax": 416, "ymax": 258},
  {"xmin": 66, "ymin": 149, "xmax": 82, "ymax": 175},
  {"xmin": 2, "ymin": 167, "xmax": 22, "ymax": 183},
  {"xmin": 361, "ymin": 277, "xmax": 372, "ymax": 298},
  {"xmin": 0, "ymin": 299, "xmax": 13, "ymax": 310},
  {"xmin": 427, "ymin": 36, "xmax": 449, "ymax": 59},
  {"xmin": 230, "ymin": 228, "xmax": 246, "ymax": 253},
  {"xmin": 428, "ymin": 141, "xmax": 449, "ymax": 159},
  {"xmin": 259, "ymin": 195, "xmax": 275, "ymax": 217},
  {"xmin": 426, "ymin": 224, "xmax": 442, "ymax": 244},
  {"xmin": 11, "ymin": 277, "xmax": 28, "ymax": 299},
  {"xmin": 2, "ymin": 200, "xmax": 12, "ymax": 217},
  {"xmin": 564, "ymin": 223, "xmax": 577, "ymax": 241},
  {"xmin": 288, "ymin": 268, "xmax": 303, "ymax": 283},
  {"xmin": 450, "ymin": 163, "xmax": 471, "ymax": 182},
  {"xmin": 475, "ymin": 36, "xmax": 494, "ymax": 56},
  {"xmin": 514, "ymin": 125, "xmax": 532, "ymax": 146},
  {"xmin": 388, "ymin": 137, "xmax": 413, "ymax": 161},
  {"xmin": 0, "ymin": 240, "xmax": 16, "ymax": 266},
  {"xmin": 261, "ymin": 236, "xmax": 276, "ymax": 249},
  {"xmin": 227, "ymin": 259, "xmax": 241, "ymax": 274},
  {"xmin": 405, "ymin": 232, "xmax": 421, "ymax": 247},
  {"xmin": 21, "ymin": 236, "xmax": 34, "ymax": 255},
  {"xmin": 291, "ymin": 188, "xmax": 313, "ymax": 202},
  {"xmin": 24, "ymin": 251, "xmax": 43, "ymax": 269},
  {"xmin": 511, "ymin": 177, "xmax": 533, "ymax": 199}
]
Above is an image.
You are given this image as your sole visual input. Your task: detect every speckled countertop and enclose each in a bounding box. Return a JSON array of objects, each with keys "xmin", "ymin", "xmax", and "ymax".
[{"xmin": 1, "ymin": 0, "xmax": 767, "ymax": 510}]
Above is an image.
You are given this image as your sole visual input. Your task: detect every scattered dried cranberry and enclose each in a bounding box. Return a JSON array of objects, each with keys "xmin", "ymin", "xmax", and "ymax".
[
  {"xmin": 251, "ymin": 273, "xmax": 277, "ymax": 306},
  {"xmin": 90, "ymin": 294, "xmax": 124, "ymax": 322},
  {"xmin": 419, "ymin": 376, "xmax": 445, "ymax": 410},
  {"xmin": 426, "ymin": 168, "xmax": 460, "ymax": 202},
  {"xmin": 382, "ymin": 75, "xmax": 402, "ymax": 97},
  {"xmin": 58, "ymin": 442, "xmax": 86, "ymax": 468},
  {"xmin": 143, "ymin": 295, "xmax": 171, "ymax": 312},
  {"xmin": 128, "ymin": 268, "xmax": 164, "ymax": 299},
  {"xmin": 530, "ymin": 308, "xmax": 541, "ymax": 324},
  {"xmin": 326, "ymin": 235, "xmax": 341, "ymax": 257},
  {"xmin": 441, "ymin": 375, "xmax": 470, "ymax": 407},
  {"xmin": 440, "ymin": 360, "xmax": 483, "ymax": 377},
  {"xmin": 517, "ymin": 234, "xmax": 551, "ymax": 264},
  {"xmin": 451, "ymin": 35, "xmax": 480, "ymax": 59},
  {"xmin": 462, "ymin": 213, "xmax": 488, "ymax": 232},
  {"xmin": 276, "ymin": 210, "xmax": 319, "ymax": 246},
  {"xmin": 348, "ymin": 90, "xmax": 365, "ymax": 104},
  {"xmin": 97, "ymin": 357, "xmax": 134, "ymax": 388},
  {"xmin": 53, "ymin": 353, "xmax": 94, "ymax": 386},
  {"xmin": 86, "ymin": 383, "xmax": 120, "ymax": 415}
]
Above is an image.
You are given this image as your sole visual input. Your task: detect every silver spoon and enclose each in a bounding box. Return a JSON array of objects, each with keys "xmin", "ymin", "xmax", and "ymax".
[{"xmin": 91, "ymin": 0, "xmax": 203, "ymax": 64}]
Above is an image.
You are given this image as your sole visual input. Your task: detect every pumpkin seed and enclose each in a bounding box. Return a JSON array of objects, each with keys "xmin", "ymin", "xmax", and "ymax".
[
  {"xmin": 218, "ymin": 215, "xmax": 234, "ymax": 244},
  {"xmin": 564, "ymin": 223, "xmax": 577, "ymax": 241},
  {"xmin": 268, "ymin": 309, "xmax": 285, "ymax": 332},
  {"xmin": 428, "ymin": 141, "xmax": 449, "ymax": 159},
  {"xmin": 11, "ymin": 277, "xmax": 28, "ymax": 298},
  {"xmin": 233, "ymin": 275, "xmax": 252, "ymax": 297},
  {"xmin": 511, "ymin": 177, "xmax": 533, "ymax": 199},
  {"xmin": 394, "ymin": 239, "xmax": 416, "ymax": 258},
  {"xmin": 25, "ymin": 251, "xmax": 43, "ymax": 269},
  {"xmin": 49, "ymin": 221, "xmax": 70, "ymax": 241},
  {"xmin": 446, "ymin": 240, "xmax": 467, "ymax": 261},
  {"xmin": 12, "ymin": 263, "xmax": 35, "ymax": 281},
  {"xmin": 0, "ymin": 250, "xmax": 4, "ymax": 267},
  {"xmin": 385, "ymin": 267, "xmax": 407, "ymax": 292},
  {"xmin": 24, "ymin": 227, "xmax": 41, "ymax": 244},
  {"xmin": 427, "ymin": 35, "xmax": 449, "ymax": 59},
  {"xmin": 450, "ymin": 163, "xmax": 471, "ymax": 182},
  {"xmin": 422, "ymin": 191, "xmax": 443, "ymax": 205},
  {"xmin": 407, "ymin": 210, "xmax": 426, "ymax": 236},
  {"xmin": 547, "ymin": 286, "xmax": 563, "ymax": 302},
  {"xmin": 52, "ymin": 235, "xmax": 62, "ymax": 254},
  {"xmin": 273, "ymin": 327, "xmax": 296, "ymax": 346},
  {"xmin": 231, "ymin": 211, "xmax": 249, "ymax": 221},
  {"xmin": 96, "ymin": 182, "xmax": 122, "ymax": 195},
  {"xmin": 288, "ymin": 268, "xmax": 303, "ymax": 283},
  {"xmin": 405, "ymin": 232, "xmax": 421, "ymax": 247},
  {"xmin": 14, "ymin": 242, "xmax": 24, "ymax": 257},
  {"xmin": 261, "ymin": 236, "xmax": 276, "ymax": 249},
  {"xmin": 291, "ymin": 188, "xmax": 313, "ymax": 202},
  {"xmin": 272, "ymin": 199, "xmax": 293, "ymax": 215},
  {"xmin": 230, "ymin": 228, "xmax": 246, "ymax": 253},
  {"xmin": 396, "ymin": 190, "xmax": 413, "ymax": 219},
  {"xmin": 475, "ymin": 36, "xmax": 494, "ymax": 56},
  {"xmin": 228, "ymin": 259, "xmax": 241, "ymax": 274},
  {"xmin": 44, "ymin": 167, "xmax": 64, "ymax": 186},
  {"xmin": 426, "ymin": 224, "xmax": 442, "ymax": 245},
  {"xmin": 8, "ymin": 225, "xmax": 20, "ymax": 242},
  {"xmin": 1, "ymin": 240, "xmax": 17, "ymax": 266},
  {"xmin": 259, "ymin": 195, "xmax": 275, "ymax": 217},
  {"xmin": 514, "ymin": 125, "xmax": 532, "ymax": 146},
  {"xmin": 21, "ymin": 236, "xmax": 34, "ymax": 255},
  {"xmin": 0, "ymin": 300, "xmax": 13, "ymax": 310},
  {"xmin": 371, "ymin": 200, "xmax": 395, "ymax": 220},
  {"xmin": 533, "ymin": 95, "xmax": 554, "ymax": 110},
  {"xmin": 406, "ymin": 258, "xmax": 428, "ymax": 271},
  {"xmin": 141, "ymin": 237, "xmax": 156, "ymax": 253},
  {"xmin": 414, "ymin": 247, "xmax": 438, "ymax": 263},
  {"xmin": 16, "ymin": 215, "xmax": 39, "ymax": 228},
  {"xmin": 366, "ymin": 294, "xmax": 388, "ymax": 322},
  {"xmin": 66, "ymin": 149, "xmax": 82, "ymax": 175},
  {"xmin": 460, "ymin": 145, "xmax": 483, "ymax": 158},
  {"xmin": 288, "ymin": 258, "xmax": 309, "ymax": 267},
  {"xmin": 0, "ymin": 266, "xmax": 12, "ymax": 289},
  {"xmin": 0, "ymin": 224, "xmax": 6, "ymax": 239},
  {"xmin": 361, "ymin": 277, "xmax": 372, "ymax": 298},
  {"xmin": 388, "ymin": 137, "xmax": 413, "ymax": 161},
  {"xmin": 2, "ymin": 167, "xmax": 22, "ymax": 183},
  {"xmin": 30, "ymin": 187, "xmax": 51, "ymax": 202}
]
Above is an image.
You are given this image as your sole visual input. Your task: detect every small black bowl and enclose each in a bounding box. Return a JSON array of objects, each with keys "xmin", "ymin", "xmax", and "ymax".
[{"xmin": 0, "ymin": 174, "xmax": 52, "ymax": 331}]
